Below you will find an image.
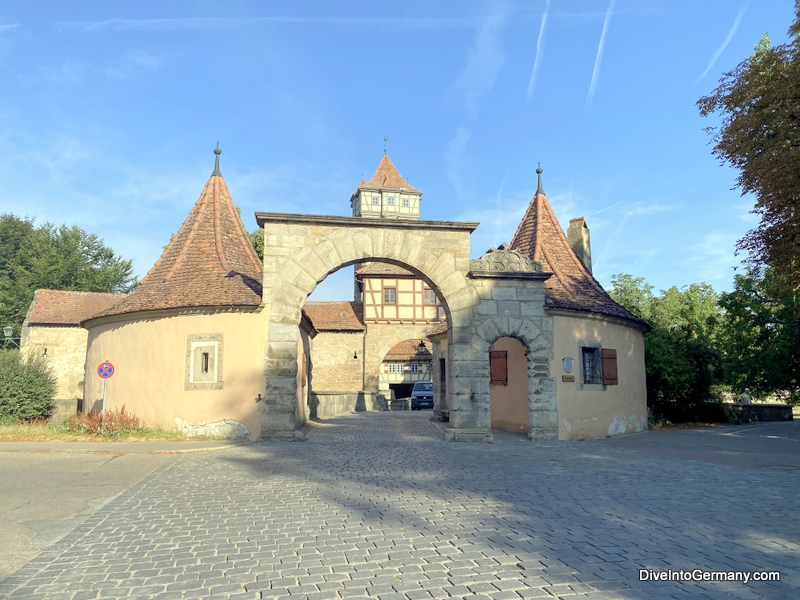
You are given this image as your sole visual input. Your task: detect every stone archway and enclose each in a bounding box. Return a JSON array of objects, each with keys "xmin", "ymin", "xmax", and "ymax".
[
  {"xmin": 256, "ymin": 213, "xmax": 479, "ymax": 439},
  {"xmin": 456, "ymin": 247, "xmax": 557, "ymax": 441},
  {"xmin": 255, "ymin": 215, "xmax": 557, "ymax": 442}
]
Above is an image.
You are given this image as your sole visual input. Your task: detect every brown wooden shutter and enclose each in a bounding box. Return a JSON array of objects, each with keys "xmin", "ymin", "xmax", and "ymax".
[
  {"xmin": 490, "ymin": 351, "xmax": 508, "ymax": 386},
  {"xmin": 601, "ymin": 348, "xmax": 618, "ymax": 385}
]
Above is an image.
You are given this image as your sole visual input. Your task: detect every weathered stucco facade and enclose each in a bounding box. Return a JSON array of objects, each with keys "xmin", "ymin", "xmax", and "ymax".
[
  {"xmin": 84, "ymin": 309, "xmax": 268, "ymax": 440},
  {"xmin": 552, "ymin": 313, "xmax": 647, "ymax": 439}
]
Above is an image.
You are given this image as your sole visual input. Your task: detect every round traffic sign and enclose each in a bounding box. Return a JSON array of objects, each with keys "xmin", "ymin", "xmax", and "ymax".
[{"xmin": 97, "ymin": 361, "xmax": 115, "ymax": 379}]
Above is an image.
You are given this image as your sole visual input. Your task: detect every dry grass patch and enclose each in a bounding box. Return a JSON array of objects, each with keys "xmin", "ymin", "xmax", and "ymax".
[{"xmin": 0, "ymin": 408, "xmax": 190, "ymax": 442}]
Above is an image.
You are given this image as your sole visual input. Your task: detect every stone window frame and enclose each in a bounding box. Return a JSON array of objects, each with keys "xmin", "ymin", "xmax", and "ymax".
[{"xmin": 185, "ymin": 333, "xmax": 224, "ymax": 391}]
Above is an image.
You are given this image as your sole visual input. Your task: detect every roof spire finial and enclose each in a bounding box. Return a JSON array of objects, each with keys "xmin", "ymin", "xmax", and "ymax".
[
  {"xmin": 212, "ymin": 143, "xmax": 222, "ymax": 177},
  {"xmin": 384, "ymin": 136, "xmax": 388, "ymax": 155},
  {"xmin": 536, "ymin": 162, "xmax": 544, "ymax": 195}
]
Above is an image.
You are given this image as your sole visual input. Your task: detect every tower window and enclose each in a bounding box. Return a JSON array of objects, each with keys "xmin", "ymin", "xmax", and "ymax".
[
  {"xmin": 402, "ymin": 198, "xmax": 409, "ymax": 207},
  {"xmin": 388, "ymin": 197, "xmax": 395, "ymax": 205}
]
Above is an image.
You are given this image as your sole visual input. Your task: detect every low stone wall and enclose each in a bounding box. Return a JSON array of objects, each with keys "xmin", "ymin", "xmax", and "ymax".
[
  {"xmin": 309, "ymin": 391, "xmax": 385, "ymax": 419},
  {"xmin": 733, "ymin": 403, "xmax": 793, "ymax": 422}
]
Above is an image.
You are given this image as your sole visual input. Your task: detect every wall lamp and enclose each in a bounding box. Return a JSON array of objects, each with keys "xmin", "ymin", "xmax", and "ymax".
[{"xmin": 3, "ymin": 326, "xmax": 19, "ymax": 349}]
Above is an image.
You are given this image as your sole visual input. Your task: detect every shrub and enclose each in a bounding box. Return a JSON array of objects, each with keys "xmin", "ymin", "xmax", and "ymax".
[
  {"xmin": 0, "ymin": 350, "xmax": 57, "ymax": 421},
  {"xmin": 67, "ymin": 405, "xmax": 141, "ymax": 436}
]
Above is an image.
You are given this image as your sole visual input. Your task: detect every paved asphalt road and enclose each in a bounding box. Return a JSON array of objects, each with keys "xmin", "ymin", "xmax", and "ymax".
[{"xmin": 0, "ymin": 415, "xmax": 798, "ymax": 599}]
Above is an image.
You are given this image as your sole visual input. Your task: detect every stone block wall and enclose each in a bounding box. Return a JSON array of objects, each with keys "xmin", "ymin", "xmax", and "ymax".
[
  {"xmin": 21, "ymin": 324, "xmax": 88, "ymax": 402},
  {"xmin": 308, "ymin": 331, "xmax": 364, "ymax": 392}
]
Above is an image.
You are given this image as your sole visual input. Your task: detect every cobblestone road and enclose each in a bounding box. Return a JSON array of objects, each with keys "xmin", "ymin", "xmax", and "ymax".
[{"xmin": 2, "ymin": 412, "xmax": 798, "ymax": 599}]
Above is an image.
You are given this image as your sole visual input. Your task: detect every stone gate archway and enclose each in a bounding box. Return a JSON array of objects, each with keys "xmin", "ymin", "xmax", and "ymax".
[{"xmin": 255, "ymin": 213, "xmax": 557, "ymax": 442}]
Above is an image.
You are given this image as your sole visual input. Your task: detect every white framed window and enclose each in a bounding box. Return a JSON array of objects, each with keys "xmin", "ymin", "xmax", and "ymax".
[
  {"xmin": 388, "ymin": 196, "xmax": 395, "ymax": 205},
  {"xmin": 384, "ymin": 287, "xmax": 396, "ymax": 304},
  {"xmin": 402, "ymin": 198, "xmax": 409, "ymax": 207},
  {"xmin": 424, "ymin": 288, "xmax": 436, "ymax": 305},
  {"xmin": 185, "ymin": 334, "xmax": 223, "ymax": 390},
  {"xmin": 372, "ymin": 196, "xmax": 379, "ymax": 205}
]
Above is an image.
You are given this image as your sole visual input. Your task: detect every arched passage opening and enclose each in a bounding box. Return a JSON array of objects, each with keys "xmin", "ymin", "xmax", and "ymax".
[{"xmin": 255, "ymin": 212, "xmax": 478, "ymax": 439}]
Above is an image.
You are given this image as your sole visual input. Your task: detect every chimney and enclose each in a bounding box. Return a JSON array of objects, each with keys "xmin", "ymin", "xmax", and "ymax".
[{"xmin": 567, "ymin": 217, "xmax": 592, "ymax": 274}]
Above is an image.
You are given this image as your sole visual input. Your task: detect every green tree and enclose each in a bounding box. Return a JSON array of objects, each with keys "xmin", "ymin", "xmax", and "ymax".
[
  {"xmin": 609, "ymin": 275, "xmax": 724, "ymax": 412},
  {"xmin": 697, "ymin": 3, "xmax": 800, "ymax": 291},
  {"xmin": 0, "ymin": 214, "xmax": 137, "ymax": 331},
  {"xmin": 719, "ymin": 263, "xmax": 800, "ymax": 404},
  {"xmin": 249, "ymin": 229, "xmax": 264, "ymax": 261}
]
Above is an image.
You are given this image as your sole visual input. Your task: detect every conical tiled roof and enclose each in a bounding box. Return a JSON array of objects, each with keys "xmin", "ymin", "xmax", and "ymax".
[
  {"xmin": 89, "ymin": 149, "xmax": 263, "ymax": 321},
  {"xmin": 358, "ymin": 155, "xmax": 420, "ymax": 193},
  {"xmin": 509, "ymin": 172, "xmax": 647, "ymax": 327}
]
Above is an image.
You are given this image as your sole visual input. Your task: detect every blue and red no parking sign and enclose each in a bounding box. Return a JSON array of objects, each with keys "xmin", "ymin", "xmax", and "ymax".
[{"xmin": 97, "ymin": 361, "xmax": 115, "ymax": 379}]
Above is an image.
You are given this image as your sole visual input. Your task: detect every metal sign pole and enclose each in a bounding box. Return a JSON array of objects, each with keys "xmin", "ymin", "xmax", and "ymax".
[{"xmin": 102, "ymin": 379, "xmax": 107, "ymax": 415}]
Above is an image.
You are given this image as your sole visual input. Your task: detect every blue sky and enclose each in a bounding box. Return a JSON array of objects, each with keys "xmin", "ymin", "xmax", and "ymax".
[{"xmin": 0, "ymin": 1, "xmax": 795, "ymax": 301}]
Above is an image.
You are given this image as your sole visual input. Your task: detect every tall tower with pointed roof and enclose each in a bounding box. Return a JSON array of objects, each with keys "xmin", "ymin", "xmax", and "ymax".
[
  {"xmin": 350, "ymin": 154, "xmax": 422, "ymax": 219},
  {"xmin": 91, "ymin": 147, "xmax": 263, "ymax": 319},
  {"xmin": 508, "ymin": 166, "xmax": 642, "ymax": 324}
]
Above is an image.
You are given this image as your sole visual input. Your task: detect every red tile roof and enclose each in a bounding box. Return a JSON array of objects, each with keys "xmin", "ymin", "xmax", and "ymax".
[
  {"xmin": 355, "ymin": 262, "xmax": 416, "ymax": 278},
  {"xmin": 89, "ymin": 153, "xmax": 263, "ymax": 322},
  {"xmin": 384, "ymin": 338, "xmax": 433, "ymax": 361},
  {"xmin": 303, "ymin": 301, "xmax": 365, "ymax": 332},
  {"xmin": 427, "ymin": 321, "xmax": 448, "ymax": 337},
  {"xmin": 358, "ymin": 155, "xmax": 420, "ymax": 193},
  {"xmin": 25, "ymin": 290, "xmax": 124, "ymax": 326},
  {"xmin": 509, "ymin": 184, "xmax": 647, "ymax": 327}
]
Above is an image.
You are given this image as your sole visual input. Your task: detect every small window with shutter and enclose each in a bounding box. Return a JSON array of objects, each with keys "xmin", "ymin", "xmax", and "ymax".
[{"xmin": 490, "ymin": 350, "xmax": 508, "ymax": 386}]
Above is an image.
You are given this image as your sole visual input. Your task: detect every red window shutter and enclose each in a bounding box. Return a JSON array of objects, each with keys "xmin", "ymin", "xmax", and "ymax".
[
  {"xmin": 490, "ymin": 351, "xmax": 508, "ymax": 386},
  {"xmin": 601, "ymin": 348, "xmax": 618, "ymax": 385}
]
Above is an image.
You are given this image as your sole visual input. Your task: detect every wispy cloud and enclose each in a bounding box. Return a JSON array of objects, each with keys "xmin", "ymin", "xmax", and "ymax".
[
  {"xmin": 606, "ymin": 201, "xmax": 673, "ymax": 241},
  {"xmin": 0, "ymin": 23, "xmax": 20, "ymax": 32},
  {"xmin": 443, "ymin": 127, "xmax": 473, "ymax": 203},
  {"xmin": 682, "ymin": 232, "xmax": 739, "ymax": 283},
  {"xmin": 455, "ymin": 0, "xmax": 513, "ymax": 120},
  {"xmin": 55, "ymin": 16, "xmax": 480, "ymax": 34},
  {"xmin": 586, "ymin": 0, "xmax": 616, "ymax": 109},
  {"xmin": 526, "ymin": 0, "xmax": 551, "ymax": 102},
  {"xmin": 695, "ymin": 4, "xmax": 748, "ymax": 85}
]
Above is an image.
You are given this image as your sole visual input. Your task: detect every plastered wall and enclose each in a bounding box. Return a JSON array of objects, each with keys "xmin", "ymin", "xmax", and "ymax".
[
  {"xmin": 84, "ymin": 309, "xmax": 268, "ymax": 440},
  {"xmin": 552, "ymin": 314, "xmax": 647, "ymax": 439}
]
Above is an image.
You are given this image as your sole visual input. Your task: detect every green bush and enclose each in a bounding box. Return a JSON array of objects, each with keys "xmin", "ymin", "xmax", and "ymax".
[{"xmin": 0, "ymin": 350, "xmax": 57, "ymax": 421}]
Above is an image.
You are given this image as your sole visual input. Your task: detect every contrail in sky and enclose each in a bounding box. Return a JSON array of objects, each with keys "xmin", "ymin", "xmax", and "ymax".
[
  {"xmin": 527, "ymin": 0, "xmax": 551, "ymax": 101},
  {"xmin": 586, "ymin": 0, "xmax": 616, "ymax": 109},
  {"xmin": 695, "ymin": 4, "xmax": 747, "ymax": 85}
]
